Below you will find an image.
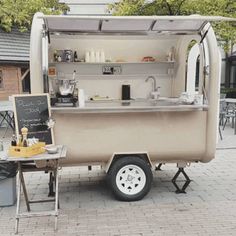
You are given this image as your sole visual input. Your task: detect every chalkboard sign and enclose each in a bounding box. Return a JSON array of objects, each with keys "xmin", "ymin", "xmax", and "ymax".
[{"xmin": 13, "ymin": 94, "xmax": 54, "ymax": 145}]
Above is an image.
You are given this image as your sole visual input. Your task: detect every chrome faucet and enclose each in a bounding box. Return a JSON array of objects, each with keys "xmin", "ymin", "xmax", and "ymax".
[{"xmin": 145, "ymin": 76, "xmax": 160, "ymax": 99}]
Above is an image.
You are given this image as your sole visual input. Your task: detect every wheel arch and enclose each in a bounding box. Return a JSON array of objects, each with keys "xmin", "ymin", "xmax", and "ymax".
[{"xmin": 105, "ymin": 152, "xmax": 152, "ymax": 173}]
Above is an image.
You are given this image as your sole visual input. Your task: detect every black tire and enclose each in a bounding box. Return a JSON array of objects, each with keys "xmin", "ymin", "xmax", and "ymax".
[{"xmin": 107, "ymin": 156, "xmax": 153, "ymax": 201}]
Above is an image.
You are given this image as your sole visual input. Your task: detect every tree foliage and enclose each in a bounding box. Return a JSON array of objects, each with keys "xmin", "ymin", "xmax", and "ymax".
[
  {"xmin": 109, "ymin": 0, "xmax": 236, "ymax": 52},
  {"xmin": 0, "ymin": 0, "xmax": 69, "ymax": 32}
]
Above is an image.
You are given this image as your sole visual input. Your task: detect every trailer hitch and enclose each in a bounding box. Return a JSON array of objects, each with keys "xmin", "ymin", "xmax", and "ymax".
[{"xmin": 172, "ymin": 167, "xmax": 191, "ymax": 194}]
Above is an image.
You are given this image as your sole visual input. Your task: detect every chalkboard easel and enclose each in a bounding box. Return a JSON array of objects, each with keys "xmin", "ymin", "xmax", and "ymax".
[{"xmin": 13, "ymin": 94, "xmax": 54, "ymax": 145}]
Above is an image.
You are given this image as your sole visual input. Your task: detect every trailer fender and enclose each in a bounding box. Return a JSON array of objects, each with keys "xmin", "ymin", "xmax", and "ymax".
[{"xmin": 105, "ymin": 152, "xmax": 152, "ymax": 173}]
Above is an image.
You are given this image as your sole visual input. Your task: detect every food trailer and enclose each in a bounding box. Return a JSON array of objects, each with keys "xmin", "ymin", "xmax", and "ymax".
[{"xmin": 30, "ymin": 13, "xmax": 236, "ymax": 201}]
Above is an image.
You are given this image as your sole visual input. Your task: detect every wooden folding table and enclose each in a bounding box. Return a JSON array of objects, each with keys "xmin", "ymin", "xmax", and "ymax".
[{"xmin": 4, "ymin": 145, "xmax": 67, "ymax": 234}]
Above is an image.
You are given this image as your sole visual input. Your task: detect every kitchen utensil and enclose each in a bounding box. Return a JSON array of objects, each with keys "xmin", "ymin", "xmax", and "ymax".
[
  {"xmin": 45, "ymin": 145, "xmax": 58, "ymax": 154},
  {"xmin": 53, "ymin": 70, "xmax": 77, "ymax": 96},
  {"xmin": 59, "ymin": 79, "xmax": 77, "ymax": 96}
]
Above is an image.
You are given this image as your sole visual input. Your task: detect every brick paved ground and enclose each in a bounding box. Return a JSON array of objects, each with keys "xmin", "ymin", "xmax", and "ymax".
[{"xmin": 0, "ymin": 124, "xmax": 236, "ymax": 236}]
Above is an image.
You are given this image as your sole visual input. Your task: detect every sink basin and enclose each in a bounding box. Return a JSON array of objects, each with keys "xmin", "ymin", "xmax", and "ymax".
[{"xmin": 130, "ymin": 99, "xmax": 177, "ymax": 107}]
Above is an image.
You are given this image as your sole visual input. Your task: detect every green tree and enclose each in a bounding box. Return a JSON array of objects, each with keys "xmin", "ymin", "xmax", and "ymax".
[
  {"xmin": 109, "ymin": 0, "xmax": 236, "ymax": 52},
  {"xmin": 0, "ymin": 0, "xmax": 69, "ymax": 32}
]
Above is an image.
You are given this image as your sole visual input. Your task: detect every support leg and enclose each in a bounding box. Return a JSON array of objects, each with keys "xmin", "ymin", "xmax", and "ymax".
[
  {"xmin": 54, "ymin": 161, "xmax": 59, "ymax": 231},
  {"xmin": 172, "ymin": 167, "xmax": 191, "ymax": 194},
  {"xmin": 234, "ymin": 113, "xmax": 236, "ymax": 135},
  {"xmin": 53, "ymin": 169, "xmax": 60, "ymax": 209},
  {"xmin": 19, "ymin": 164, "xmax": 30, "ymax": 211},
  {"xmin": 15, "ymin": 165, "xmax": 22, "ymax": 234},
  {"xmin": 48, "ymin": 172, "xmax": 55, "ymax": 197},
  {"xmin": 219, "ymin": 126, "xmax": 223, "ymax": 140},
  {"xmin": 219, "ymin": 114, "xmax": 224, "ymax": 126},
  {"xmin": 223, "ymin": 117, "xmax": 228, "ymax": 130},
  {"xmin": 155, "ymin": 163, "xmax": 163, "ymax": 171}
]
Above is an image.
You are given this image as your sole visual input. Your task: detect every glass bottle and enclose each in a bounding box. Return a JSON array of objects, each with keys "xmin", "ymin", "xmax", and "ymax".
[
  {"xmin": 11, "ymin": 135, "xmax": 17, "ymax": 146},
  {"xmin": 74, "ymin": 51, "xmax": 78, "ymax": 62},
  {"xmin": 53, "ymin": 50, "xmax": 58, "ymax": 62}
]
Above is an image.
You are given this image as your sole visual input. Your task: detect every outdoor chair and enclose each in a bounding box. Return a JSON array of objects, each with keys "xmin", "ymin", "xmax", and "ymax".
[
  {"xmin": 222, "ymin": 103, "xmax": 236, "ymax": 130},
  {"xmin": 219, "ymin": 100, "xmax": 227, "ymax": 126},
  {"xmin": 218, "ymin": 100, "xmax": 226, "ymax": 140},
  {"xmin": 0, "ymin": 110, "xmax": 14, "ymax": 138}
]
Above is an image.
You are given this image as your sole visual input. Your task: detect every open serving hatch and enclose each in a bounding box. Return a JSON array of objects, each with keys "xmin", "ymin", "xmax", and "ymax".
[{"xmin": 40, "ymin": 15, "xmax": 236, "ymax": 35}]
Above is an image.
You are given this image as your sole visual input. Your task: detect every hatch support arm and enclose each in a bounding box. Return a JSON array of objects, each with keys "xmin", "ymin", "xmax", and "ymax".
[{"xmin": 42, "ymin": 24, "xmax": 49, "ymax": 93}]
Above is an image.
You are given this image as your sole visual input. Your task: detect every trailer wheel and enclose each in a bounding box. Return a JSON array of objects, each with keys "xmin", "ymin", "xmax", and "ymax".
[{"xmin": 107, "ymin": 156, "xmax": 153, "ymax": 201}]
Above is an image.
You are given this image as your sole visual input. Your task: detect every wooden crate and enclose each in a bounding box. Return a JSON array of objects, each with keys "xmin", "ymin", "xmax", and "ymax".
[{"xmin": 8, "ymin": 142, "xmax": 46, "ymax": 157}]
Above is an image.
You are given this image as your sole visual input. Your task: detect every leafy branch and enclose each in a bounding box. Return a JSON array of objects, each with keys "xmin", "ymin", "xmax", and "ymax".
[{"xmin": 109, "ymin": 0, "xmax": 236, "ymax": 52}]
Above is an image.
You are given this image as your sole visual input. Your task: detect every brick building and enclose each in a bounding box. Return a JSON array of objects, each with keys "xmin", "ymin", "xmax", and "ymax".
[{"xmin": 0, "ymin": 28, "xmax": 30, "ymax": 101}]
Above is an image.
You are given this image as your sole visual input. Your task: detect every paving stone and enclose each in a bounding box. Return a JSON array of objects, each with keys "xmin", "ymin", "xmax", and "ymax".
[{"xmin": 1, "ymin": 126, "xmax": 236, "ymax": 235}]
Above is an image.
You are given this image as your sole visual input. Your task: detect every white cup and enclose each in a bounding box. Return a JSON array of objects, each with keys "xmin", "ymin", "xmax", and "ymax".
[
  {"xmin": 79, "ymin": 89, "xmax": 85, "ymax": 107},
  {"xmin": 194, "ymin": 94, "xmax": 203, "ymax": 105},
  {"xmin": 85, "ymin": 51, "xmax": 90, "ymax": 62}
]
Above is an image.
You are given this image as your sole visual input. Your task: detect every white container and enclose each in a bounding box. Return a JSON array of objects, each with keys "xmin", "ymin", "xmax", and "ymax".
[
  {"xmin": 0, "ymin": 177, "xmax": 16, "ymax": 206},
  {"xmin": 100, "ymin": 50, "xmax": 105, "ymax": 63},
  {"xmin": 90, "ymin": 49, "xmax": 95, "ymax": 62},
  {"xmin": 194, "ymin": 94, "xmax": 203, "ymax": 105},
  {"xmin": 95, "ymin": 51, "xmax": 100, "ymax": 62},
  {"xmin": 79, "ymin": 89, "xmax": 85, "ymax": 107},
  {"xmin": 85, "ymin": 51, "xmax": 90, "ymax": 62}
]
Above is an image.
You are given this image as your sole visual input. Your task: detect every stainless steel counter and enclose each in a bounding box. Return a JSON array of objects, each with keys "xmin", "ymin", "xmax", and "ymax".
[{"xmin": 51, "ymin": 99, "xmax": 208, "ymax": 113}]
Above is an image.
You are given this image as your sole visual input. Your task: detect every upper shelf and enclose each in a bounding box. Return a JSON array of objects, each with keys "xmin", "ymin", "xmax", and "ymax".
[{"xmin": 49, "ymin": 61, "xmax": 175, "ymax": 65}]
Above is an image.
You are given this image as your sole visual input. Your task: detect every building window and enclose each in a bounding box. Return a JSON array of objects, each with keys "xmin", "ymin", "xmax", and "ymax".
[{"xmin": 0, "ymin": 70, "xmax": 3, "ymax": 89}]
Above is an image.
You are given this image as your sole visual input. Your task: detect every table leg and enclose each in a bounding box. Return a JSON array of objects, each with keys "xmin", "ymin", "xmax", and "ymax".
[
  {"xmin": 235, "ymin": 113, "xmax": 236, "ymax": 135},
  {"xmin": 15, "ymin": 165, "xmax": 22, "ymax": 234},
  {"xmin": 19, "ymin": 164, "xmax": 31, "ymax": 212},
  {"xmin": 54, "ymin": 160, "xmax": 59, "ymax": 231}
]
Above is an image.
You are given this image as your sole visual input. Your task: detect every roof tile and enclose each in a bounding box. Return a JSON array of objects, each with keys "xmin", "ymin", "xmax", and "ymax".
[{"xmin": 0, "ymin": 27, "xmax": 30, "ymax": 62}]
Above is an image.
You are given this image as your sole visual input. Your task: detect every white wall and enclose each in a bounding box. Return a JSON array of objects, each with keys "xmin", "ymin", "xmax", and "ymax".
[
  {"xmin": 186, "ymin": 44, "xmax": 199, "ymax": 94},
  {"xmin": 49, "ymin": 35, "xmax": 178, "ymax": 62},
  {"xmin": 48, "ymin": 35, "xmax": 180, "ymax": 99}
]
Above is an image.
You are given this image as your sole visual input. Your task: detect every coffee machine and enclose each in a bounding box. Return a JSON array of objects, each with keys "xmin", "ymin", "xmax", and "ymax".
[{"xmin": 50, "ymin": 71, "xmax": 78, "ymax": 107}]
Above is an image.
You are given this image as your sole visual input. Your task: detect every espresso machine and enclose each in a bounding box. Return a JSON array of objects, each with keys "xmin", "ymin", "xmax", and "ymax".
[{"xmin": 50, "ymin": 70, "xmax": 78, "ymax": 107}]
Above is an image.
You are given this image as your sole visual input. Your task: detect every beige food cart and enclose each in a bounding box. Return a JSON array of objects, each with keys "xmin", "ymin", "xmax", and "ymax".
[{"xmin": 30, "ymin": 13, "xmax": 236, "ymax": 201}]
